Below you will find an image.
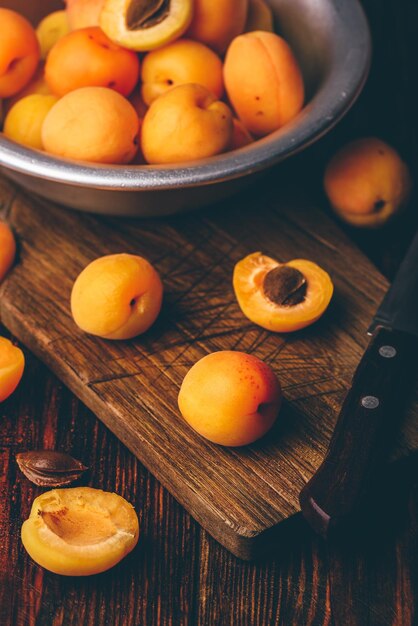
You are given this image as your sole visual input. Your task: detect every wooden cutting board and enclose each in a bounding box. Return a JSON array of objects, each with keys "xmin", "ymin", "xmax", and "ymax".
[{"xmin": 0, "ymin": 174, "xmax": 417, "ymax": 559}]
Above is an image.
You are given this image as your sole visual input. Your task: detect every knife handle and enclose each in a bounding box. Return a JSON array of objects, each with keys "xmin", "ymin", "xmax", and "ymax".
[{"xmin": 299, "ymin": 327, "xmax": 417, "ymax": 537}]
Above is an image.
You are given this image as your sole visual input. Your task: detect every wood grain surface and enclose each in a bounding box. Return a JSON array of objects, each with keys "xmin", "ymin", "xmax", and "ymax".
[
  {"xmin": 1, "ymin": 172, "xmax": 417, "ymax": 559},
  {"xmin": 1, "ymin": 0, "xmax": 418, "ymax": 622}
]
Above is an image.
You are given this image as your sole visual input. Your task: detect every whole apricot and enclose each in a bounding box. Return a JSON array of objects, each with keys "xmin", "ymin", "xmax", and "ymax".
[
  {"xmin": 233, "ymin": 253, "xmax": 333, "ymax": 333},
  {"xmin": 230, "ymin": 118, "xmax": 254, "ymax": 150},
  {"xmin": 0, "ymin": 337, "xmax": 25, "ymax": 403},
  {"xmin": 324, "ymin": 138, "xmax": 412, "ymax": 227},
  {"xmin": 4, "ymin": 94, "xmax": 59, "ymax": 151},
  {"xmin": 245, "ymin": 0, "xmax": 274, "ymax": 32},
  {"xmin": 66, "ymin": 0, "xmax": 105, "ymax": 30},
  {"xmin": 45, "ymin": 27, "xmax": 140, "ymax": 97},
  {"xmin": 187, "ymin": 0, "xmax": 249, "ymax": 54},
  {"xmin": 178, "ymin": 351, "xmax": 282, "ymax": 447},
  {"xmin": 42, "ymin": 87, "xmax": 139, "ymax": 164},
  {"xmin": 71, "ymin": 253, "xmax": 163, "ymax": 340},
  {"xmin": 141, "ymin": 83, "xmax": 233, "ymax": 164},
  {"xmin": 224, "ymin": 31, "xmax": 304, "ymax": 137},
  {"xmin": 36, "ymin": 10, "xmax": 70, "ymax": 60},
  {"xmin": 100, "ymin": 0, "xmax": 193, "ymax": 51},
  {"xmin": 0, "ymin": 221, "xmax": 16, "ymax": 283},
  {"xmin": 4, "ymin": 64, "xmax": 51, "ymax": 115},
  {"xmin": 21, "ymin": 487, "xmax": 139, "ymax": 576},
  {"xmin": 141, "ymin": 39, "xmax": 224, "ymax": 106},
  {"xmin": 0, "ymin": 9, "xmax": 40, "ymax": 99}
]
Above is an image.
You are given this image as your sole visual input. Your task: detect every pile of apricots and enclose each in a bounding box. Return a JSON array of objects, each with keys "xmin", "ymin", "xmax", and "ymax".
[{"xmin": 0, "ymin": 1, "xmax": 305, "ymax": 165}]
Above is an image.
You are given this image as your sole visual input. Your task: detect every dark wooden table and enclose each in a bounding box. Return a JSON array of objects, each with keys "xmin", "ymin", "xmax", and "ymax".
[{"xmin": 1, "ymin": 1, "xmax": 418, "ymax": 624}]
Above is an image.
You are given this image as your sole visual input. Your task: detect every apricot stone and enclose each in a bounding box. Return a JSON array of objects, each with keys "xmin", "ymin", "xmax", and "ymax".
[
  {"xmin": 71, "ymin": 253, "xmax": 163, "ymax": 340},
  {"xmin": 0, "ymin": 9, "xmax": 40, "ymax": 98},
  {"xmin": 141, "ymin": 83, "xmax": 233, "ymax": 164},
  {"xmin": 42, "ymin": 87, "xmax": 139, "ymax": 164},
  {"xmin": 0, "ymin": 337, "xmax": 25, "ymax": 403},
  {"xmin": 21, "ymin": 487, "xmax": 139, "ymax": 576},
  {"xmin": 0, "ymin": 221, "xmax": 16, "ymax": 283},
  {"xmin": 187, "ymin": 0, "xmax": 249, "ymax": 54},
  {"xmin": 324, "ymin": 138, "xmax": 412, "ymax": 227},
  {"xmin": 224, "ymin": 31, "xmax": 304, "ymax": 137},
  {"xmin": 141, "ymin": 39, "xmax": 224, "ymax": 106},
  {"xmin": 36, "ymin": 10, "xmax": 69, "ymax": 60},
  {"xmin": 66, "ymin": 0, "xmax": 105, "ymax": 30},
  {"xmin": 178, "ymin": 351, "xmax": 282, "ymax": 446},
  {"xmin": 45, "ymin": 27, "xmax": 140, "ymax": 98},
  {"xmin": 245, "ymin": 0, "xmax": 274, "ymax": 32},
  {"xmin": 4, "ymin": 94, "xmax": 59, "ymax": 150}
]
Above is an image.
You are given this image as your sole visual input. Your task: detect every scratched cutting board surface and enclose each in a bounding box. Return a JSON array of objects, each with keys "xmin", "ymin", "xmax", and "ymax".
[{"xmin": 0, "ymin": 175, "xmax": 417, "ymax": 559}]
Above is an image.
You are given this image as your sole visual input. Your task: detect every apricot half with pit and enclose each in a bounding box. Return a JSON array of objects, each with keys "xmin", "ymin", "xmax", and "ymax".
[
  {"xmin": 324, "ymin": 138, "xmax": 412, "ymax": 228},
  {"xmin": 71, "ymin": 253, "xmax": 163, "ymax": 340},
  {"xmin": 100, "ymin": 0, "xmax": 193, "ymax": 51},
  {"xmin": 233, "ymin": 253, "xmax": 333, "ymax": 332},
  {"xmin": 0, "ymin": 337, "xmax": 25, "ymax": 403},
  {"xmin": 21, "ymin": 487, "xmax": 139, "ymax": 576},
  {"xmin": 178, "ymin": 350, "xmax": 282, "ymax": 446}
]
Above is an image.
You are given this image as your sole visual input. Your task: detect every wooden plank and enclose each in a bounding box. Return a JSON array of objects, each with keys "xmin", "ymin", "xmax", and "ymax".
[{"xmin": 1, "ymin": 175, "xmax": 417, "ymax": 559}]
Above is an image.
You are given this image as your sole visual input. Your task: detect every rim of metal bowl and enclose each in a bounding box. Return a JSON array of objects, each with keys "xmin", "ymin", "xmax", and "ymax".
[{"xmin": 0, "ymin": 0, "xmax": 371, "ymax": 192}]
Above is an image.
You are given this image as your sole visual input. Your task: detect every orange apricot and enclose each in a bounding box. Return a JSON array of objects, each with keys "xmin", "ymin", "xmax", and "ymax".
[
  {"xmin": 0, "ymin": 9, "xmax": 40, "ymax": 99},
  {"xmin": 21, "ymin": 487, "xmax": 139, "ymax": 576},
  {"xmin": 187, "ymin": 0, "xmax": 249, "ymax": 54},
  {"xmin": 42, "ymin": 87, "xmax": 139, "ymax": 164},
  {"xmin": 178, "ymin": 351, "xmax": 282, "ymax": 447},
  {"xmin": 71, "ymin": 253, "xmax": 163, "ymax": 340},
  {"xmin": 4, "ymin": 64, "xmax": 51, "ymax": 114},
  {"xmin": 0, "ymin": 221, "xmax": 16, "ymax": 283},
  {"xmin": 36, "ymin": 10, "xmax": 70, "ymax": 60},
  {"xmin": 66, "ymin": 0, "xmax": 105, "ymax": 30},
  {"xmin": 224, "ymin": 31, "xmax": 305, "ymax": 137},
  {"xmin": 324, "ymin": 138, "xmax": 412, "ymax": 228},
  {"xmin": 141, "ymin": 39, "xmax": 224, "ymax": 106},
  {"xmin": 4, "ymin": 94, "xmax": 59, "ymax": 150},
  {"xmin": 245, "ymin": 0, "xmax": 274, "ymax": 32},
  {"xmin": 141, "ymin": 83, "xmax": 233, "ymax": 164},
  {"xmin": 0, "ymin": 337, "xmax": 25, "ymax": 403},
  {"xmin": 230, "ymin": 118, "xmax": 254, "ymax": 150},
  {"xmin": 45, "ymin": 27, "xmax": 140, "ymax": 98},
  {"xmin": 233, "ymin": 253, "xmax": 333, "ymax": 332}
]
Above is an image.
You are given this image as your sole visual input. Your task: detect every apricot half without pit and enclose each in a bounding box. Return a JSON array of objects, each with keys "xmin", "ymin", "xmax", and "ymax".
[
  {"xmin": 100, "ymin": 0, "xmax": 193, "ymax": 51},
  {"xmin": 21, "ymin": 487, "xmax": 139, "ymax": 576},
  {"xmin": 0, "ymin": 337, "xmax": 25, "ymax": 403},
  {"xmin": 233, "ymin": 252, "xmax": 333, "ymax": 332}
]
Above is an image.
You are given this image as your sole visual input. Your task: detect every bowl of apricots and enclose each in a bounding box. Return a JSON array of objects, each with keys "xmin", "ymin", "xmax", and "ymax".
[{"xmin": 0, "ymin": 0, "xmax": 370, "ymax": 216}]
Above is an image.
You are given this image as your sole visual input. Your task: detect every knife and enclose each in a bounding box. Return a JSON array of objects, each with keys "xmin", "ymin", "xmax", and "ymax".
[{"xmin": 299, "ymin": 229, "xmax": 418, "ymax": 538}]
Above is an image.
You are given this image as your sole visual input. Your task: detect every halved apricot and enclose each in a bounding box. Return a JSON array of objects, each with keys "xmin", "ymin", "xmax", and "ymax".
[
  {"xmin": 233, "ymin": 252, "xmax": 333, "ymax": 332},
  {"xmin": 0, "ymin": 221, "xmax": 16, "ymax": 283},
  {"xmin": 21, "ymin": 487, "xmax": 139, "ymax": 576},
  {"xmin": 0, "ymin": 337, "xmax": 25, "ymax": 403}
]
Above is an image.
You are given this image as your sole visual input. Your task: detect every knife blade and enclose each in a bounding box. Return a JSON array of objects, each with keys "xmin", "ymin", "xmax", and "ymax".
[{"xmin": 299, "ymin": 230, "xmax": 418, "ymax": 537}]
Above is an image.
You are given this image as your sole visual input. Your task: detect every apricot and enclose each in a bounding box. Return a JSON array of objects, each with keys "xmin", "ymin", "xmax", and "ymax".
[
  {"xmin": 21, "ymin": 487, "xmax": 139, "ymax": 576},
  {"xmin": 4, "ymin": 94, "xmax": 59, "ymax": 151},
  {"xmin": 141, "ymin": 83, "xmax": 233, "ymax": 164},
  {"xmin": 0, "ymin": 221, "xmax": 16, "ymax": 283},
  {"xmin": 245, "ymin": 0, "xmax": 274, "ymax": 32},
  {"xmin": 42, "ymin": 87, "xmax": 139, "ymax": 164},
  {"xmin": 36, "ymin": 10, "xmax": 70, "ymax": 60},
  {"xmin": 0, "ymin": 9, "xmax": 40, "ymax": 99},
  {"xmin": 224, "ymin": 31, "xmax": 304, "ymax": 137},
  {"xmin": 100, "ymin": 0, "xmax": 193, "ymax": 51},
  {"xmin": 45, "ymin": 27, "xmax": 139, "ymax": 98},
  {"xmin": 324, "ymin": 138, "xmax": 412, "ymax": 228},
  {"xmin": 66, "ymin": 0, "xmax": 105, "ymax": 30},
  {"xmin": 178, "ymin": 351, "xmax": 281, "ymax": 447},
  {"xmin": 71, "ymin": 253, "xmax": 163, "ymax": 340},
  {"xmin": 0, "ymin": 337, "xmax": 25, "ymax": 403},
  {"xmin": 233, "ymin": 253, "xmax": 333, "ymax": 332},
  {"xmin": 141, "ymin": 39, "xmax": 224, "ymax": 106},
  {"xmin": 4, "ymin": 64, "xmax": 51, "ymax": 115},
  {"xmin": 187, "ymin": 0, "xmax": 249, "ymax": 54},
  {"xmin": 230, "ymin": 118, "xmax": 254, "ymax": 150}
]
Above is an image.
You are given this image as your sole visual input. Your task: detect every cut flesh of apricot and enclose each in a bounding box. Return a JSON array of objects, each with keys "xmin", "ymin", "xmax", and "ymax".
[
  {"xmin": 233, "ymin": 252, "xmax": 333, "ymax": 332},
  {"xmin": 21, "ymin": 487, "xmax": 139, "ymax": 576},
  {"xmin": 0, "ymin": 337, "xmax": 25, "ymax": 402}
]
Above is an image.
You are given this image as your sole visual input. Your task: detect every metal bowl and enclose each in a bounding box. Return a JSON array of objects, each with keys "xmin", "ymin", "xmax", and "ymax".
[{"xmin": 0, "ymin": 0, "xmax": 370, "ymax": 216}]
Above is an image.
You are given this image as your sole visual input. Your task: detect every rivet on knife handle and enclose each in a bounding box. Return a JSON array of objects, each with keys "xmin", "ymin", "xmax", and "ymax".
[{"xmin": 299, "ymin": 327, "xmax": 417, "ymax": 538}]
